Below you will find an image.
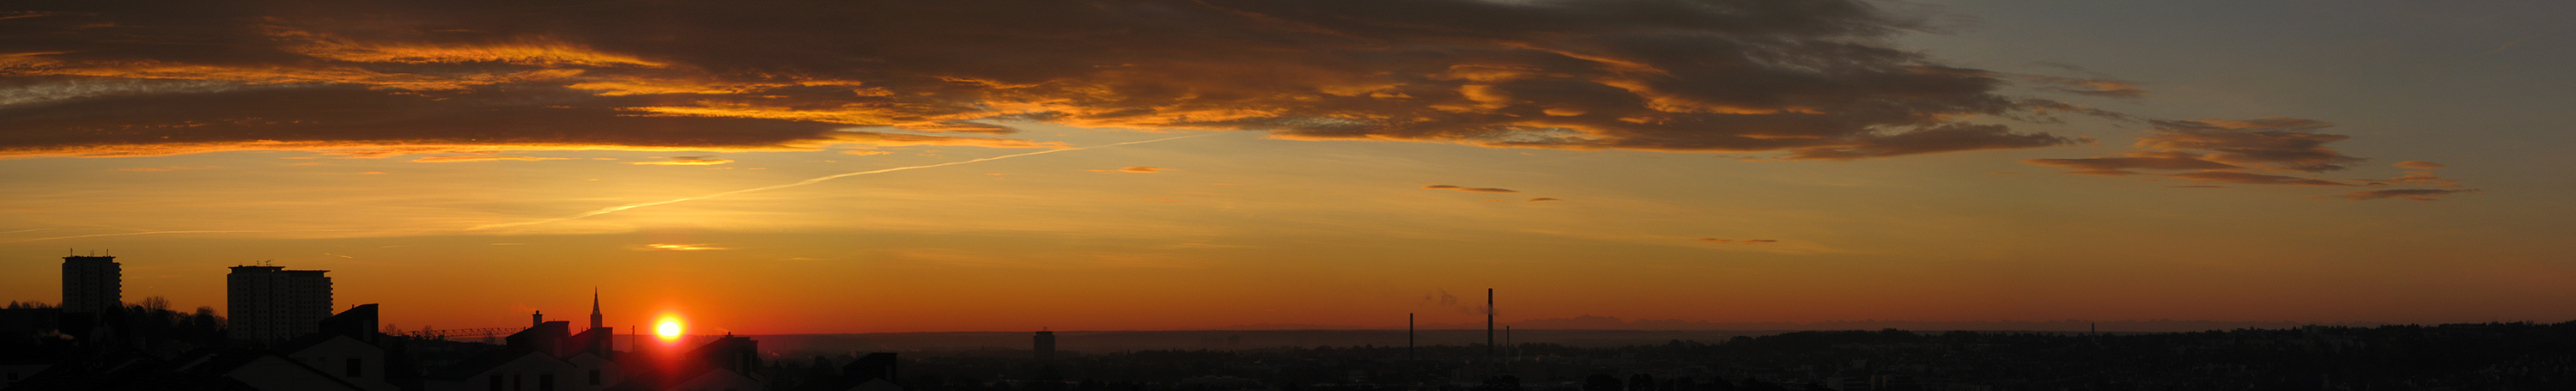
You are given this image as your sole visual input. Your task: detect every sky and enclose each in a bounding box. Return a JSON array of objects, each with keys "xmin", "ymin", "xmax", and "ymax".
[{"xmin": 3, "ymin": 0, "xmax": 2572, "ymax": 334}]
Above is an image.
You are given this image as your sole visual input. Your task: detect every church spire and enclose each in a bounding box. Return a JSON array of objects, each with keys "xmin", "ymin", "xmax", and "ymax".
[{"xmin": 589, "ymin": 287, "xmax": 604, "ymax": 330}]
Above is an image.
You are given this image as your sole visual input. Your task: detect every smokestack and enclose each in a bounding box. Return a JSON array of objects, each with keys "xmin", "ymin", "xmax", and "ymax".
[
  {"xmin": 1486, "ymin": 288, "xmax": 1494, "ymax": 359},
  {"xmin": 1408, "ymin": 313, "xmax": 1415, "ymax": 362}
]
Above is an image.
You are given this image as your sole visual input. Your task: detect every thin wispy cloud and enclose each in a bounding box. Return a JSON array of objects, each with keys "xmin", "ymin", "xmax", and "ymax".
[
  {"xmin": 2020, "ymin": 75, "xmax": 2148, "ymax": 98},
  {"xmin": 629, "ymin": 156, "xmax": 734, "ymax": 166},
  {"xmin": 410, "ymin": 156, "xmax": 574, "ymax": 162},
  {"xmin": 2023, "ymin": 117, "xmax": 2468, "ymax": 199},
  {"xmin": 635, "ymin": 243, "xmax": 728, "ymax": 251},
  {"xmin": 467, "ymin": 135, "xmax": 1206, "ymax": 230},
  {"xmin": 1696, "ymin": 238, "xmax": 1780, "ymax": 244},
  {"xmin": 114, "ymin": 166, "xmax": 219, "ymax": 172},
  {"xmin": 2336, "ymin": 188, "xmax": 2479, "ymax": 202},
  {"xmin": 2392, "ymin": 161, "xmax": 2447, "ymax": 169},
  {"xmin": 1423, "ymin": 185, "xmax": 1519, "ymax": 193},
  {"xmin": 1093, "ymin": 167, "xmax": 1172, "ymax": 173}
]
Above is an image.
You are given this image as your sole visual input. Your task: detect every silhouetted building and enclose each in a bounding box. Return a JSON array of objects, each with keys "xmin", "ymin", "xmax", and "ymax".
[
  {"xmin": 318, "ymin": 304, "xmax": 381, "ymax": 345},
  {"xmin": 1034, "ymin": 331, "xmax": 1056, "ymax": 360},
  {"xmin": 575, "ymin": 290, "xmax": 615, "ymax": 358},
  {"xmin": 13, "ymin": 348, "xmax": 366, "ymax": 391},
  {"xmin": 428, "ymin": 319, "xmax": 629, "ymax": 391},
  {"xmin": 280, "ymin": 304, "xmax": 399, "ymax": 391},
  {"xmin": 60, "ymin": 255, "xmax": 120, "ymax": 314},
  {"xmin": 591, "ymin": 293, "xmax": 605, "ymax": 330},
  {"xmin": 228, "ymin": 266, "xmax": 333, "ymax": 344},
  {"xmin": 424, "ymin": 293, "xmax": 625, "ymax": 391}
]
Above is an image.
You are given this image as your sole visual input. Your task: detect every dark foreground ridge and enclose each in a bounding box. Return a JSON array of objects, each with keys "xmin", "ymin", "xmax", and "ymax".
[
  {"xmin": 9, "ymin": 296, "xmax": 2576, "ymax": 391},
  {"xmin": 781, "ymin": 322, "xmax": 2570, "ymax": 390}
]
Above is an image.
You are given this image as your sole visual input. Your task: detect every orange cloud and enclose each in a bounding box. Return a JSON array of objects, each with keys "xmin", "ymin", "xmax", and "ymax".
[
  {"xmin": 2392, "ymin": 161, "xmax": 2447, "ymax": 169},
  {"xmin": 2337, "ymin": 188, "xmax": 2478, "ymax": 202},
  {"xmin": 0, "ymin": 0, "xmax": 2109, "ymax": 161},
  {"xmin": 1527, "ymin": 198, "xmax": 1561, "ymax": 202},
  {"xmin": 113, "ymin": 166, "xmax": 218, "ymax": 172},
  {"xmin": 2134, "ymin": 118, "xmax": 2359, "ymax": 173},
  {"xmin": 2158, "ymin": 171, "xmax": 2352, "ymax": 186},
  {"xmin": 2023, "ymin": 151, "xmax": 2239, "ymax": 175},
  {"xmin": 2360, "ymin": 171, "xmax": 2464, "ymax": 188},
  {"xmin": 270, "ymin": 29, "xmax": 666, "ymax": 67},
  {"xmin": 410, "ymin": 156, "xmax": 574, "ymax": 162},
  {"xmin": 830, "ymin": 131, "xmax": 1068, "ymax": 149},
  {"xmin": 2019, "ymin": 116, "xmax": 2470, "ymax": 199}
]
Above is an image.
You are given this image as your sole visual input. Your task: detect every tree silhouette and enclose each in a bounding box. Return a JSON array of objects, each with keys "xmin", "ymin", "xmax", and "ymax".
[
  {"xmin": 1627, "ymin": 373, "xmax": 1656, "ymax": 391},
  {"xmin": 1585, "ymin": 374, "xmax": 1624, "ymax": 391}
]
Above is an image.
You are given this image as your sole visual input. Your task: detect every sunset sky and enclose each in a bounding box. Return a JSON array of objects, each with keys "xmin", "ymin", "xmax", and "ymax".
[{"xmin": 3, "ymin": 0, "xmax": 2572, "ymax": 334}]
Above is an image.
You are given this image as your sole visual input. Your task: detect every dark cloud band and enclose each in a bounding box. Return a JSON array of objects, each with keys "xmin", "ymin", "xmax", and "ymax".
[{"xmin": 1, "ymin": 0, "xmax": 2099, "ymax": 159}]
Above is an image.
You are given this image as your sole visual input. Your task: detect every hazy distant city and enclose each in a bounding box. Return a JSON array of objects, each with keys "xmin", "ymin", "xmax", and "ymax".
[{"xmin": 8, "ymin": 254, "xmax": 2575, "ymax": 390}]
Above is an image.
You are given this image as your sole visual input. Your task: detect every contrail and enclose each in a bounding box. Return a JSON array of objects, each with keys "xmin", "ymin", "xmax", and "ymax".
[{"xmin": 466, "ymin": 134, "xmax": 1210, "ymax": 230}]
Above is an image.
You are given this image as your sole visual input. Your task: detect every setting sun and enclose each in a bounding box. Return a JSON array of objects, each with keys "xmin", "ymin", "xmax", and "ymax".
[{"xmin": 653, "ymin": 314, "xmax": 685, "ymax": 343}]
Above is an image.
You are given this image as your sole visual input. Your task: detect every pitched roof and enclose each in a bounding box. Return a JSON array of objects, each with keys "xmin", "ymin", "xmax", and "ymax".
[
  {"xmin": 9, "ymin": 349, "xmax": 257, "ymax": 391},
  {"xmin": 271, "ymin": 333, "xmax": 351, "ymax": 354},
  {"xmin": 426, "ymin": 348, "xmax": 560, "ymax": 380}
]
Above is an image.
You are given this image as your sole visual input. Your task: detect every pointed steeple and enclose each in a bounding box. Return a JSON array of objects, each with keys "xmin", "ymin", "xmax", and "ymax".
[{"xmin": 589, "ymin": 287, "xmax": 605, "ymax": 331}]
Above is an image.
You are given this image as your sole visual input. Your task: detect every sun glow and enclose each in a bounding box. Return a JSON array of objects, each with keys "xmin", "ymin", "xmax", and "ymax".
[{"xmin": 653, "ymin": 313, "xmax": 685, "ymax": 343}]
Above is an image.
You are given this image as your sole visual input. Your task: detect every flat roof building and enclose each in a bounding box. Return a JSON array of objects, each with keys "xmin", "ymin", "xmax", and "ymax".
[
  {"xmin": 60, "ymin": 255, "xmax": 120, "ymax": 314},
  {"xmin": 228, "ymin": 266, "xmax": 332, "ymax": 344},
  {"xmin": 1034, "ymin": 330, "xmax": 1056, "ymax": 361}
]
